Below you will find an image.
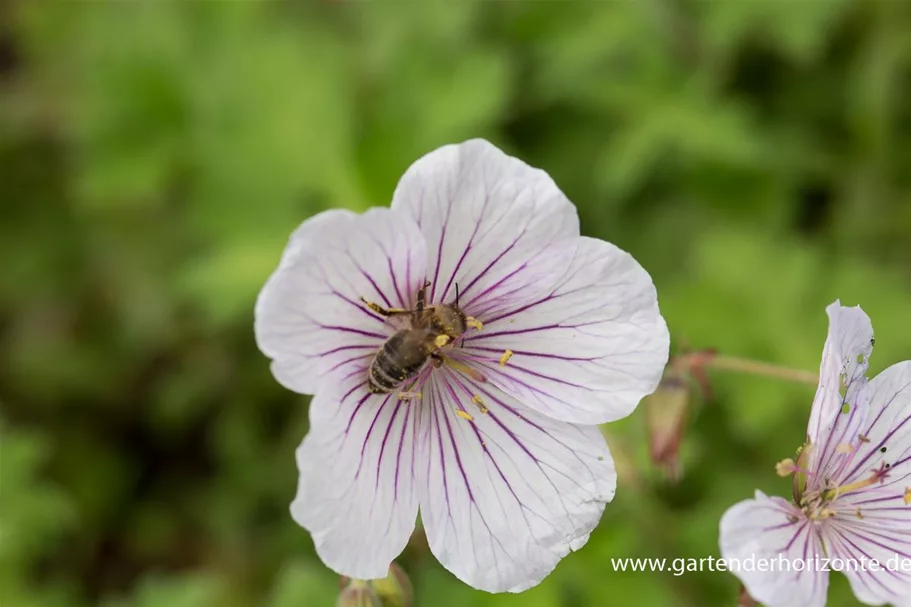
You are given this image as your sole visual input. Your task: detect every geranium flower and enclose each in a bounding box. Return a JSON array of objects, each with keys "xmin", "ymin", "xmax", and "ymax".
[
  {"xmin": 255, "ymin": 140, "xmax": 669, "ymax": 592},
  {"xmin": 720, "ymin": 302, "xmax": 911, "ymax": 607}
]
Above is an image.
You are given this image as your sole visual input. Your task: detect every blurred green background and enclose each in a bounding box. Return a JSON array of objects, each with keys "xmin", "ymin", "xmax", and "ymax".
[{"xmin": 2, "ymin": 1, "xmax": 910, "ymax": 606}]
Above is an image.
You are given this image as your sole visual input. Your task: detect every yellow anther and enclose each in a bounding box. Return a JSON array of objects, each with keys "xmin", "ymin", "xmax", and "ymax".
[
  {"xmin": 820, "ymin": 508, "xmax": 837, "ymax": 518},
  {"xmin": 904, "ymin": 487, "xmax": 911, "ymax": 505},
  {"xmin": 397, "ymin": 391, "xmax": 422, "ymax": 401},
  {"xmin": 499, "ymin": 349, "xmax": 513, "ymax": 367},
  {"xmin": 836, "ymin": 443, "xmax": 854, "ymax": 454},
  {"xmin": 434, "ymin": 334, "xmax": 451, "ymax": 348},
  {"xmin": 471, "ymin": 395, "xmax": 489, "ymax": 414},
  {"xmin": 466, "ymin": 317, "xmax": 483, "ymax": 330},
  {"xmin": 776, "ymin": 458, "xmax": 796, "ymax": 477},
  {"xmin": 455, "ymin": 409, "xmax": 474, "ymax": 422}
]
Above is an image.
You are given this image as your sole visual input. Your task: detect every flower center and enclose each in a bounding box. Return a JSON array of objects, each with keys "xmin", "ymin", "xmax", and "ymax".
[{"xmin": 779, "ymin": 442, "xmax": 893, "ymax": 520}]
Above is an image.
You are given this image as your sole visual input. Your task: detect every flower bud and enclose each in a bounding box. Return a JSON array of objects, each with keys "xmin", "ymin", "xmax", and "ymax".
[
  {"xmin": 645, "ymin": 373, "xmax": 691, "ymax": 482},
  {"xmin": 337, "ymin": 582, "xmax": 381, "ymax": 607},
  {"xmin": 371, "ymin": 563, "xmax": 412, "ymax": 607},
  {"xmin": 738, "ymin": 585, "xmax": 759, "ymax": 607}
]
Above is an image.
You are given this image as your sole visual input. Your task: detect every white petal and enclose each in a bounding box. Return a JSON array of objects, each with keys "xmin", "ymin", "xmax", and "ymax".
[
  {"xmin": 458, "ymin": 237, "xmax": 669, "ymax": 424},
  {"xmin": 291, "ymin": 367, "xmax": 421, "ymax": 579},
  {"xmin": 719, "ymin": 491, "xmax": 829, "ymax": 607},
  {"xmin": 416, "ymin": 367, "xmax": 616, "ymax": 593},
  {"xmin": 255, "ymin": 208, "xmax": 427, "ymax": 394},
  {"xmin": 806, "ymin": 301, "xmax": 874, "ymax": 487},
  {"xmin": 836, "ymin": 361, "xmax": 911, "ymax": 490},
  {"xmin": 390, "ymin": 139, "xmax": 579, "ymax": 309},
  {"xmin": 822, "ymin": 512, "xmax": 911, "ymax": 606}
]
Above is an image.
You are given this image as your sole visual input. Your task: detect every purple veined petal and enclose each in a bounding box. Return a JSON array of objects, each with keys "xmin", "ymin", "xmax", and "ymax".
[
  {"xmin": 416, "ymin": 366, "xmax": 616, "ymax": 593},
  {"xmin": 836, "ymin": 361, "xmax": 911, "ymax": 491},
  {"xmin": 719, "ymin": 491, "xmax": 829, "ymax": 607},
  {"xmin": 389, "ymin": 139, "xmax": 579, "ymax": 308},
  {"xmin": 456, "ymin": 236, "xmax": 669, "ymax": 425},
  {"xmin": 821, "ymin": 513, "xmax": 911, "ymax": 607},
  {"xmin": 255, "ymin": 208, "xmax": 427, "ymax": 395},
  {"xmin": 806, "ymin": 302, "xmax": 874, "ymax": 490},
  {"xmin": 290, "ymin": 365, "xmax": 422, "ymax": 580}
]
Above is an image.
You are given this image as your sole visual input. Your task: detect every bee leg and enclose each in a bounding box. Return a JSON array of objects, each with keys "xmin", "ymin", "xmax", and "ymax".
[
  {"xmin": 416, "ymin": 280, "xmax": 431, "ymax": 313},
  {"xmin": 361, "ymin": 297, "xmax": 408, "ymax": 317}
]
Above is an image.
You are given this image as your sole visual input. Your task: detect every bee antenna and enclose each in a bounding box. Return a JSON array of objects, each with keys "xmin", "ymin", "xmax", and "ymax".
[{"xmin": 455, "ymin": 282, "xmax": 460, "ymax": 307}]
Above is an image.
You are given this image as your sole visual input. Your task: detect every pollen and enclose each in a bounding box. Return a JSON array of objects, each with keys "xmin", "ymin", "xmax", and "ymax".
[
  {"xmin": 455, "ymin": 409, "xmax": 474, "ymax": 422},
  {"xmin": 836, "ymin": 443, "xmax": 854, "ymax": 454},
  {"xmin": 434, "ymin": 334, "xmax": 451, "ymax": 348},
  {"xmin": 466, "ymin": 317, "xmax": 483, "ymax": 330},
  {"xmin": 398, "ymin": 391, "xmax": 422, "ymax": 401},
  {"xmin": 471, "ymin": 394, "xmax": 489, "ymax": 414},
  {"xmin": 499, "ymin": 349, "xmax": 513, "ymax": 367},
  {"xmin": 855, "ymin": 508, "xmax": 864, "ymax": 519},
  {"xmin": 904, "ymin": 487, "xmax": 911, "ymax": 505}
]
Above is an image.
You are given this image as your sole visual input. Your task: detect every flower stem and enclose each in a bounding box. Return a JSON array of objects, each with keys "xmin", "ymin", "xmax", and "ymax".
[
  {"xmin": 673, "ymin": 350, "xmax": 818, "ymax": 387},
  {"xmin": 707, "ymin": 354, "xmax": 818, "ymax": 385}
]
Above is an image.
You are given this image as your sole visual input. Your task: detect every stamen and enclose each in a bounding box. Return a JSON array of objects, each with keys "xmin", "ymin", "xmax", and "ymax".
[
  {"xmin": 471, "ymin": 395, "xmax": 489, "ymax": 414},
  {"xmin": 824, "ymin": 466, "xmax": 891, "ymax": 501},
  {"xmin": 855, "ymin": 508, "xmax": 863, "ymax": 519},
  {"xmin": 792, "ymin": 442, "xmax": 816, "ymax": 504},
  {"xmin": 466, "ymin": 317, "xmax": 483, "ymax": 330},
  {"xmin": 858, "ymin": 434, "xmax": 871, "ymax": 443},
  {"xmin": 776, "ymin": 458, "xmax": 796, "ymax": 477},
  {"xmin": 455, "ymin": 409, "xmax": 474, "ymax": 422},
  {"xmin": 444, "ymin": 358, "xmax": 487, "ymax": 383},
  {"xmin": 398, "ymin": 391, "xmax": 422, "ymax": 401},
  {"xmin": 499, "ymin": 349, "xmax": 513, "ymax": 367},
  {"xmin": 904, "ymin": 487, "xmax": 911, "ymax": 505}
]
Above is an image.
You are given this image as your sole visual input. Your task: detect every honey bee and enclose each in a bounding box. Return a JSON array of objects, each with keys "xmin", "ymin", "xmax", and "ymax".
[{"xmin": 362, "ymin": 282, "xmax": 476, "ymax": 395}]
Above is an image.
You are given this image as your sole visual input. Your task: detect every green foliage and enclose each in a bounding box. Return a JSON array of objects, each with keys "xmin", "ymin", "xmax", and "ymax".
[{"xmin": 2, "ymin": 1, "xmax": 910, "ymax": 606}]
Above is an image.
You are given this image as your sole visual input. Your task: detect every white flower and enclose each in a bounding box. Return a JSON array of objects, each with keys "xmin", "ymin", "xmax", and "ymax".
[
  {"xmin": 720, "ymin": 302, "xmax": 911, "ymax": 607},
  {"xmin": 255, "ymin": 139, "xmax": 669, "ymax": 592}
]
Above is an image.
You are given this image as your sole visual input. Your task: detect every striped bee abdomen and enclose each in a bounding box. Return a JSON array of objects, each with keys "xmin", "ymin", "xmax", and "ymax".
[{"xmin": 368, "ymin": 329, "xmax": 431, "ymax": 393}]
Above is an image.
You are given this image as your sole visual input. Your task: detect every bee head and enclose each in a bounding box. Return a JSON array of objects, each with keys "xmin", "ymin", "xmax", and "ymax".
[{"xmin": 430, "ymin": 304, "xmax": 467, "ymax": 340}]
